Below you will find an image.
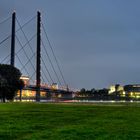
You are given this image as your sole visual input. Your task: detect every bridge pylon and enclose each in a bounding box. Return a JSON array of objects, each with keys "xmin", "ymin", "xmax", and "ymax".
[
  {"xmin": 10, "ymin": 12, "xmax": 16, "ymax": 66},
  {"xmin": 36, "ymin": 11, "xmax": 41, "ymax": 102}
]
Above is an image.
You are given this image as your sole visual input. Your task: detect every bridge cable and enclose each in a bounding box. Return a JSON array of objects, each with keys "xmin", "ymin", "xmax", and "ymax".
[
  {"xmin": 16, "ymin": 35, "xmax": 50, "ymax": 84},
  {"xmin": 16, "ymin": 18, "xmax": 37, "ymax": 81},
  {"xmin": 20, "ymin": 52, "xmax": 36, "ymax": 71},
  {"xmin": 0, "ymin": 35, "xmax": 11, "ymax": 47},
  {"xmin": 42, "ymin": 23, "xmax": 67, "ymax": 86},
  {"xmin": 16, "ymin": 15, "xmax": 36, "ymax": 33},
  {"xmin": 40, "ymin": 72, "xmax": 46, "ymax": 84},
  {"xmin": 30, "ymin": 71, "xmax": 36, "ymax": 82},
  {"xmin": 41, "ymin": 39, "xmax": 61, "ymax": 85},
  {"xmin": 41, "ymin": 68, "xmax": 50, "ymax": 84},
  {"xmin": 30, "ymin": 70, "xmax": 45, "ymax": 84},
  {"xmin": 16, "ymin": 17, "xmax": 62, "ymax": 86},
  {"xmin": 0, "ymin": 16, "xmax": 11, "ymax": 25},
  {"xmin": 0, "ymin": 16, "xmax": 35, "ymax": 47},
  {"xmin": 41, "ymin": 57, "xmax": 54, "ymax": 84},
  {"xmin": 15, "ymin": 34, "xmax": 36, "ymax": 55},
  {"xmin": 15, "ymin": 53, "xmax": 34, "ymax": 81},
  {"xmin": 16, "ymin": 18, "xmax": 35, "ymax": 55},
  {"xmin": 6, "ymin": 59, "xmax": 10, "ymax": 64},
  {"xmin": 15, "ymin": 35, "xmax": 36, "ymax": 71},
  {"xmin": 0, "ymin": 54, "xmax": 10, "ymax": 64}
]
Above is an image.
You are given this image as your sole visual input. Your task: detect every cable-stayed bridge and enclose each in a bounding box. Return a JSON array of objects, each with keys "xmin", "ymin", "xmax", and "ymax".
[{"xmin": 0, "ymin": 11, "xmax": 74, "ymax": 101}]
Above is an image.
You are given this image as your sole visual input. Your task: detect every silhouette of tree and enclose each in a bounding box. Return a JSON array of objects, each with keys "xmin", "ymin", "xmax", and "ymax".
[{"xmin": 0, "ymin": 64, "xmax": 22, "ymax": 102}]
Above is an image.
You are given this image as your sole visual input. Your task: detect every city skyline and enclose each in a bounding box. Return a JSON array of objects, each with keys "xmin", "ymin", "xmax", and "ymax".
[{"xmin": 1, "ymin": 0, "xmax": 140, "ymax": 89}]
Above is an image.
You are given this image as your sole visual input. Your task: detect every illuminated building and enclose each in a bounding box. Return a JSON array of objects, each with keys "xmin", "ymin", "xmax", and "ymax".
[
  {"xmin": 109, "ymin": 84, "xmax": 140, "ymax": 99},
  {"xmin": 20, "ymin": 76, "xmax": 30, "ymax": 86},
  {"xmin": 51, "ymin": 83, "xmax": 58, "ymax": 90},
  {"xmin": 109, "ymin": 84, "xmax": 124, "ymax": 94},
  {"xmin": 124, "ymin": 85, "xmax": 140, "ymax": 99}
]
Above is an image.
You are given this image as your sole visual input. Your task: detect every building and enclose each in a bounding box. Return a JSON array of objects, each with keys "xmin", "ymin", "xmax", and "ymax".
[
  {"xmin": 20, "ymin": 76, "xmax": 30, "ymax": 86},
  {"xmin": 109, "ymin": 84, "xmax": 123, "ymax": 94},
  {"xmin": 51, "ymin": 83, "xmax": 58, "ymax": 90},
  {"xmin": 124, "ymin": 85, "xmax": 140, "ymax": 99},
  {"xmin": 109, "ymin": 84, "xmax": 140, "ymax": 99}
]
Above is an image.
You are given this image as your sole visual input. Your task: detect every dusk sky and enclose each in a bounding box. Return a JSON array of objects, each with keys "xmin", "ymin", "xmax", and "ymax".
[{"xmin": 1, "ymin": 0, "xmax": 140, "ymax": 89}]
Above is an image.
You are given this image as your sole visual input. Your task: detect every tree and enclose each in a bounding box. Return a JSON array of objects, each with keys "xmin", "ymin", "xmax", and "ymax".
[
  {"xmin": 80, "ymin": 88, "xmax": 86, "ymax": 96},
  {"xmin": 0, "ymin": 64, "xmax": 22, "ymax": 102},
  {"xmin": 80, "ymin": 88, "xmax": 86, "ymax": 93},
  {"xmin": 0, "ymin": 75, "xmax": 7, "ymax": 102}
]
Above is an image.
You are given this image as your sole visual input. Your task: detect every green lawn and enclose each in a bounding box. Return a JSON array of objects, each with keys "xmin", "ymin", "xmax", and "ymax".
[{"xmin": 0, "ymin": 103, "xmax": 139, "ymax": 140}]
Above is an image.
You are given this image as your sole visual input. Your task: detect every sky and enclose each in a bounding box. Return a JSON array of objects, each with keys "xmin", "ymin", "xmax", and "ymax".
[{"xmin": 1, "ymin": 0, "xmax": 140, "ymax": 89}]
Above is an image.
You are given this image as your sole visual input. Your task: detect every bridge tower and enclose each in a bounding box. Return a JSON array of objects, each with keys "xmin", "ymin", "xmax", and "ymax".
[
  {"xmin": 10, "ymin": 12, "xmax": 16, "ymax": 66},
  {"xmin": 36, "ymin": 11, "xmax": 41, "ymax": 102}
]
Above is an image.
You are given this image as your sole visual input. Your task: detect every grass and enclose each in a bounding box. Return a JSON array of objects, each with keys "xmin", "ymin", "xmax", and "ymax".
[{"xmin": 0, "ymin": 102, "xmax": 139, "ymax": 140}]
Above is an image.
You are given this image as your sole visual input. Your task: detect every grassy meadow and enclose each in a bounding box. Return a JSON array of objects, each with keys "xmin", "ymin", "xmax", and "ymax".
[{"xmin": 0, "ymin": 102, "xmax": 139, "ymax": 140}]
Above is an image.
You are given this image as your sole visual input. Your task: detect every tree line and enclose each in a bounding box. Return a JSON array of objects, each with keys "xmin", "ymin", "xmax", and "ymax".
[{"xmin": 75, "ymin": 88, "xmax": 109, "ymax": 100}]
